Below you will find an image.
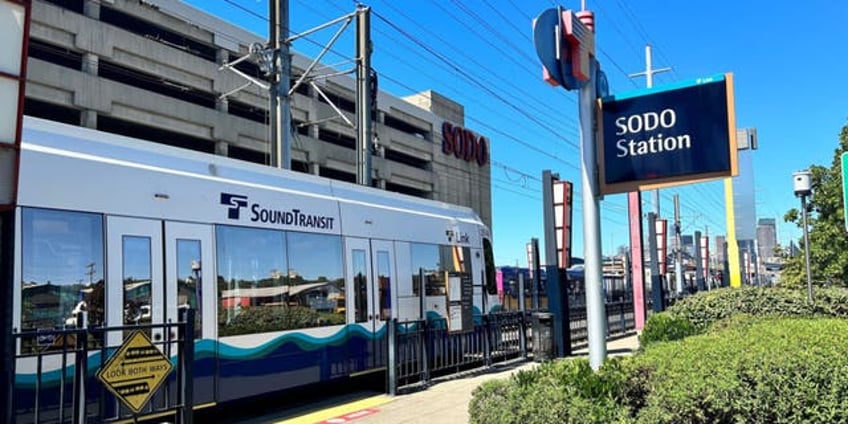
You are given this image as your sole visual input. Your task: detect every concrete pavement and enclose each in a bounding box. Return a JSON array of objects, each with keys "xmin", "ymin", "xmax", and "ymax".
[{"xmin": 264, "ymin": 333, "xmax": 641, "ymax": 424}]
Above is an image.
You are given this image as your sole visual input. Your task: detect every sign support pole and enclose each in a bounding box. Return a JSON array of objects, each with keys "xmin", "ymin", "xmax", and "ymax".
[
  {"xmin": 531, "ymin": 4, "xmax": 606, "ymax": 368},
  {"xmin": 580, "ymin": 59, "xmax": 606, "ymax": 370}
]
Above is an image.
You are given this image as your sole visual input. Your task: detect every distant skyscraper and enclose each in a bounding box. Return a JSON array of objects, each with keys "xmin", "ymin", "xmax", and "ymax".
[
  {"xmin": 734, "ymin": 129, "xmax": 758, "ymax": 241},
  {"xmin": 715, "ymin": 235, "xmax": 727, "ymax": 263},
  {"xmin": 681, "ymin": 234, "xmax": 695, "ymax": 257},
  {"xmin": 757, "ymin": 218, "xmax": 777, "ymax": 261},
  {"xmin": 734, "ymin": 129, "xmax": 759, "ymax": 282}
]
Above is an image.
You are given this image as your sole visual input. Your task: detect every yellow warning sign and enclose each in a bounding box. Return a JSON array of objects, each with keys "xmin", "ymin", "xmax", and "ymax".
[{"xmin": 97, "ymin": 331, "xmax": 174, "ymax": 413}]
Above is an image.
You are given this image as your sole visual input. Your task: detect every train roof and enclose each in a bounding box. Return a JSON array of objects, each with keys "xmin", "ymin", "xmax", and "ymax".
[{"xmin": 19, "ymin": 117, "xmax": 485, "ymax": 229}]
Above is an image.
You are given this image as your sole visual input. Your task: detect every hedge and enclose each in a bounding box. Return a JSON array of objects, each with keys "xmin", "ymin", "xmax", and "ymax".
[
  {"xmin": 469, "ymin": 317, "xmax": 848, "ymax": 423},
  {"xmin": 632, "ymin": 318, "xmax": 848, "ymax": 423},
  {"xmin": 640, "ymin": 286, "xmax": 848, "ymax": 347},
  {"xmin": 669, "ymin": 286, "xmax": 848, "ymax": 328},
  {"xmin": 469, "ymin": 359, "xmax": 633, "ymax": 424}
]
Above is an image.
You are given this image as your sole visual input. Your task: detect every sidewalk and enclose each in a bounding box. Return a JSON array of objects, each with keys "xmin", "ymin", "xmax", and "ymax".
[{"xmin": 280, "ymin": 333, "xmax": 641, "ymax": 424}]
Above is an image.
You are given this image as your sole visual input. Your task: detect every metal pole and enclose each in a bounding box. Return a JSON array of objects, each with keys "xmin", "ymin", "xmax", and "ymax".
[
  {"xmin": 674, "ymin": 195, "xmax": 683, "ymax": 295},
  {"xmin": 387, "ymin": 318, "xmax": 396, "ymax": 395},
  {"xmin": 517, "ymin": 272, "xmax": 527, "ymax": 357},
  {"xmin": 580, "ymin": 60, "xmax": 606, "ymax": 370},
  {"xmin": 180, "ymin": 309, "xmax": 195, "ymax": 424},
  {"xmin": 705, "ymin": 226, "xmax": 711, "ymax": 289},
  {"xmin": 646, "ymin": 45, "xmax": 660, "ymax": 218},
  {"xmin": 73, "ymin": 311, "xmax": 87, "ymax": 424},
  {"xmin": 801, "ymin": 195, "xmax": 813, "ymax": 301},
  {"xmin": 628, "ymin": 45, "xmax": 671, "ymax": 216},
  {"xmin": 647, "ymin": 212, "xmax": 663, "ymax": 312},
  {"xmin": 694, "ymin": 231, "xmax": 704, "ymax": 291},
  {"xmin": 356, "ymin": 6, "xmax": 373, "ymax": 186},
  {"xmin": 418, "ymin": 268, "xmax": 429, "ymax": 384},
  {"xmin": 531, "ymin": 238, "xmax": 541, "ymax": 310},
  {"xmin": 269, "ymin": 0, "xmax": 291, "ymax": 169},
  {"xmin": 518, "ymin": 272, "xmax": 526, "ymax": 315}
]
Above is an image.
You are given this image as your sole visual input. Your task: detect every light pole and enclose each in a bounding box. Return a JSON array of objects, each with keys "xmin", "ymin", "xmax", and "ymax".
[{"xmin": 793, "ymin": 170, "xmax": 813, "ymax": 301}]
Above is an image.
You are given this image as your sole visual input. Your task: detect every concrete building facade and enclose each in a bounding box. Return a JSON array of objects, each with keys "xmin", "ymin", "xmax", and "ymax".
[{"xmin": 23, "ymin": 0, "xmax": 492, "ymax": 227}]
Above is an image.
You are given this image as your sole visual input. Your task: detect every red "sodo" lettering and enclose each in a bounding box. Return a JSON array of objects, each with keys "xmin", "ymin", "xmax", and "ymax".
[{"xmin": 441, "ymin": 122, "xmax": 489, "ymax": 167}]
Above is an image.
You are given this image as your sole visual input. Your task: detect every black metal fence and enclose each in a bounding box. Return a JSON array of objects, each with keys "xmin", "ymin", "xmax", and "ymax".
[
  {"xmin": 9, "ymin": 310, "xmax": 195, "ymax": 424},
  {"xmin": 389, "ymin": 300, "xmax": 636, "ymax": 392},
  {"xmin": 388, "ymin": 311, "xmax": 528, "ymax": 393},
  {"xmin": 568, "ymin": 301, "xmax": 636, "ymax": 345}
]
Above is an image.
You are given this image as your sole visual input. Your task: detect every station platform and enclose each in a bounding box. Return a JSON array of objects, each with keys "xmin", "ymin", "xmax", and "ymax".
[{"xmin": 231, "ymin": 333, "xmax": 640, "ymax": 424}]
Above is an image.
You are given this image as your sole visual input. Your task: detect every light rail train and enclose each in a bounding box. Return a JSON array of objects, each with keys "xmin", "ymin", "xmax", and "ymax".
[{"xmin": 6, "ymin": 117, "xmax": 500, "ymax": 419}]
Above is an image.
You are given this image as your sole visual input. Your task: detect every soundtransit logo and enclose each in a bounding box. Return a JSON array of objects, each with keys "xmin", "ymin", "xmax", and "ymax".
[
  {"xmin": 221, "ymin": 193, "xmax": 248, "ymax": 219},
  {"xmin": 220, "ymin": 192, "xmax": 335, "ymax": 230}
]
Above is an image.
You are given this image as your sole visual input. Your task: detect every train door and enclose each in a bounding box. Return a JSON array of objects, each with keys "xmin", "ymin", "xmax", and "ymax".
[
  {"xmin": 163, "ymin": 222, "xmax": 214, "ymax": 339},
  {"xmin": 108, "ymin": 219, "xmax": 216, "ymax": 404},
  {"xmin": 105, "ymin": 217, "xmax": 164, "ymax": 348},
  {"xmin": 163, "ymin": 222, "xmax": 215, "ymax": 405},
  {"xmin": 345, "ymin": 238, "xmax": 395, "ymax": 372}
]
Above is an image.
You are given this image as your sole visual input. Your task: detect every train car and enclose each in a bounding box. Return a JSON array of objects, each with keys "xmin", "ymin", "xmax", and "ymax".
[{"xmin": 8, "ymin": 117, "xmax": 499, "ymax": 419}]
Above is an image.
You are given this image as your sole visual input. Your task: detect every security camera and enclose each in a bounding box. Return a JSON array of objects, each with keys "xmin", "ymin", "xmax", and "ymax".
[{"xmin": 793, "ymin": 170, "xmax": 812, "ymax": 197}]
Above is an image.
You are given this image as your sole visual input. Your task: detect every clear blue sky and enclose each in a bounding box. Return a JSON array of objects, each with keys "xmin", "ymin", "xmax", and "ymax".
[{"xmin": 184, "ymin": 0, "xmax": 848, "ymax": 267}]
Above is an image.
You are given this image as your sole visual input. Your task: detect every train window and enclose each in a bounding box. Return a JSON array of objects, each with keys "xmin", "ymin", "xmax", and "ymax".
[
  {"xmin": 215, "ymin": 225, "xmax": 287, "ymax": 337},
  {"xmin": 352, "ymin": 249, "xmax": 368, "ymax": 323},
  {"xmin": 410, "ymin": 243, "xmax": 472, "ymax": 296},
  {"xmin": 20, "ymin": 208, "xmax": 105, "ymax": 342},
  {"xmin": 286, "ymin": 232, "xmax": 345, "ymax": 326},
  {"xmin": 410, "ymin": 243, "xmax": 441, "ymax": 296},
  {"xmin": 122, "ymin": 236, "xmax": 152, "ymax": 328},
  {"xmin": 483, "ymin": 238, "xmax": 497, "ymax": 295},
  {"xmin": 176, "ymin": 239, "xmax": 202, "ymax": 339},
  {"xmin": 376, "ymin": 251, "xmax": 391, "ymax": 320}
]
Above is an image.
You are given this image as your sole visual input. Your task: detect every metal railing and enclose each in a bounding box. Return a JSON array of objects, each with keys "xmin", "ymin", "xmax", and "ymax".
[
  {"xmin": 388, "ymin": 311, "xmax": 527, "ymax": 393},
  {"xmin": 9, "ymin": 310, "xmax": 194, "ymax": 424},
  {"xmin": 388, "ymin": 301, "xmax": 637, "ymax": 393}
]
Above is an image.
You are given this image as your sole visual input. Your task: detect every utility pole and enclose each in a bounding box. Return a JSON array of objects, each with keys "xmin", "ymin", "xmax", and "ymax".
[
  {"xmin": 629, "ymin": 45, "xmax": 671, "ymax": 216},
  {"xmin": 355, "ymin": 5, "xmax": 373, "ymax": 186},
  {"xmin": 269, "ymin": 0, "xmax": 291, "ymax": 169},
  {"xmin": 674, "ymin": 194, "xmax": 683, "ymax": 295},
  {"xmin": 626, "ymin": 45, "xmax": 670, "ymax": 331},
  {"xmin": 694, "ymin": 231, "xmax": 704, "ymax": 291},
  {"xmin": 705, "ymin": 226, "xmax": 711, "ymax": 289}
]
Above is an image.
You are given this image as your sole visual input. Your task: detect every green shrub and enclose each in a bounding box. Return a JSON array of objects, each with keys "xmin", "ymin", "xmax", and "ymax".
[
  {"xmin": 638, "ymin": 312, "xmax": 697, "ymax": 348},
  {"xmin": 642, "ymin": 286, "xmax": 848, "ymax": 343},
  {"xmin": 469, "ymin": 358, "xmax": 633, "ymax": 424},
  {"xmin": 665, "ymin": 286, "xmax": 818, "ymax": 331},
  {"xmin": 632, "ymin": 318, "xmax": 848, "ymax": 423},
  {"xmin": 471, "ymin": 316, "xmax": 848, "ymax": 423}
]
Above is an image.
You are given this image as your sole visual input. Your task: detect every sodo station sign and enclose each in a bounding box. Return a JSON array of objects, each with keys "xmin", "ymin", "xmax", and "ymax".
[
  {"xmin": 597, "ymin": 73, "xmax": 738, "ymax": 195},
  {"xmin": 97, "ymin": 331, "xmax": 174, "ymax": 413}
]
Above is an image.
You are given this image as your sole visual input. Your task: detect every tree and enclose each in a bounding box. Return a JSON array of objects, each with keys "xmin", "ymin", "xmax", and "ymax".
[{"xmin": 782, "ymin": 122, "xmax": 848, "ymax": 287}]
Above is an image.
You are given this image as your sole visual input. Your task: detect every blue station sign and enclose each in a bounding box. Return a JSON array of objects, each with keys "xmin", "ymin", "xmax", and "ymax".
[{"xmin": 598, "ymin": 73, "xmax": 738, "ymax": 195}]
